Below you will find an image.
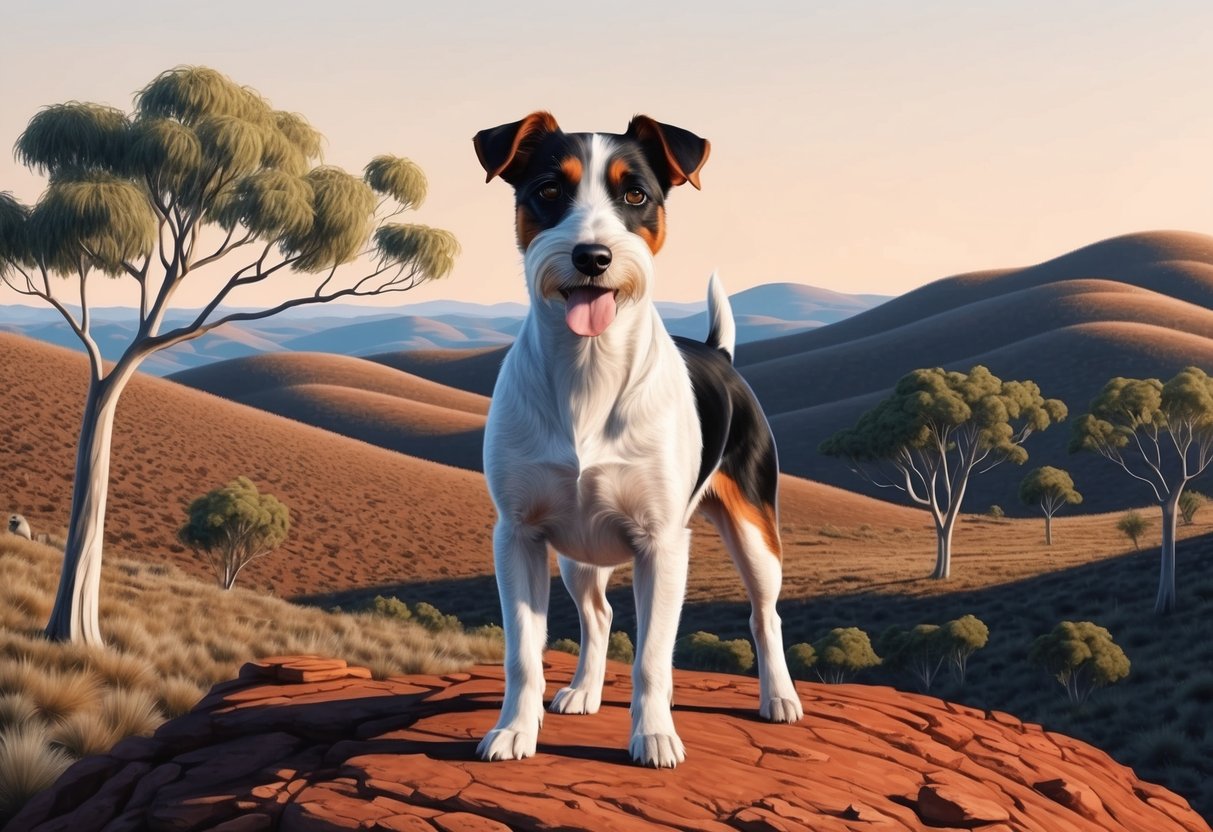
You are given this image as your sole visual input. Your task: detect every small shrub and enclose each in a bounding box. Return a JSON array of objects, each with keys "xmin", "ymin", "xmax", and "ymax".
[
  {"xmin": 811, "ymin": 627, "xmax": 880, "ymax": 684},
  {"xmin": 607, "ymin": 631, "xmax": 634, "ymax": 664},
  {"xmin": 412, "ymin": 602, "xmax": 461, "ymax": 633},
  {"xmin": 368, "ymin": 595, "xmax": 411, "ymax": 621},
  {"xmin": 944, "ymin": 614, "xmax": 989, "ymax": 684},
  {"xmin": 785, "ymin": 643, "xmax": 817, "ymax": 680},
  {"xmin": 986, "ymin": 505, "xmax": 1005, "ymax": 519},
  {"xmin": 1179, "ymin": 491, "xmax": 1206, "ymax": 525},
  {"xmin": 550, "ymin": 638, "xmax": 580, "ymax": 656},
  {"xmin": 877, "ymin": 624, "xmax": 947, "ymax": 691},
  {"xmin": 1029, "ymin": 620, "xmax": 1130, "ymax": 705},
  {"xmin": 675, "ymin": 632, "xmax": 754, "ymax": 674},
  {"xmin": 1116, "ymin": 511, "xmax": 1149, "ymax": 551},
  {"xmin": 469, "ymin": 624, "xmax": 504, "ymax": 642}
]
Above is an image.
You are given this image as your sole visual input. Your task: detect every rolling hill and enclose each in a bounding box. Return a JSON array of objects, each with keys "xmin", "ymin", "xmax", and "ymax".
[{"xmin": 363, "ymin": 231, "xmax": 1213, "ymax": 515}]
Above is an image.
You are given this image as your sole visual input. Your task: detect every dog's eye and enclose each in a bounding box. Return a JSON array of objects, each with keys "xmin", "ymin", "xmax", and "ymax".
[
  {"xmin": 537, "ymin": 182, "xmax": 561, "ymax": 201},
  {"xmin": 624, "ymin": 188, "xmax": 647, "ymax": 206}
]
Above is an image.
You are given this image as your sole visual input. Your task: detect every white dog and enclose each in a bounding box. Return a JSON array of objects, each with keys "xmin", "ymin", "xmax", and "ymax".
[
  {"xmin": 7, "ymin": 514, "xmax": 32, "ymax": 540},
  {"xmin": 473, "ymin": 113, "xmax": 803, "ymax": 768}
]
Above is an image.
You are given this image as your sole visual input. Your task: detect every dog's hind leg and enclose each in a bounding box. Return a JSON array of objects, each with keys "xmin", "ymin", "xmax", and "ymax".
[
  {"xmin": 550, "ymin": 555, "xmax": 613, "ymax": 715},
  {"xmin": 629, "ymin": 528, "xmax": 690, "ymax": 767},
  {"xmin": 477, "ymin": 520, "xmax": 551, "ymax": 761},
  {"xmin": 701, "ymin": 493, "xmax": 803, "ymax": 723}
]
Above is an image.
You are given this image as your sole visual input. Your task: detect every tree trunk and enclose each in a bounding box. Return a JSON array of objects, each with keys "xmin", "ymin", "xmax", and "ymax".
[
  {"xmin": 1154, "ymin": 492, "xmax": 1181, "ymax": 615},
  {"xmin": 931, "ymin": 515, "xmax": 956, "ymax": 580},
  {"xmin": 1045, "ymin": 513, "xmax": 1053, "ymax": 546},
  {"xmin": 45, "ymin": 378, "xmax": 120, "ymax": 644},
  {"xmin": 45, "ymin": 359, "xmax": 140, "ymax": 645}
]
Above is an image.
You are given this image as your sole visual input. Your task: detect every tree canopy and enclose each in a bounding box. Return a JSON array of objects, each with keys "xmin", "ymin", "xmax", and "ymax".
[
  {"xmin": 179, "ymin": 477, "xmax": 289, "ymax": 589},
  {"xmin": 1028, "ymin": 621, "xmax": 1130, "ymax": 705},
  {"xmin": 821, "ymin": 365, "xmax": 1065, "ymax": 578},
  {"xmin": 1019, "ymin": 466, "xmax": 1082, "ymax": 511},
  {"xmin": 811, "ymin": 627, "xmax": 881, "ymax": 683}
]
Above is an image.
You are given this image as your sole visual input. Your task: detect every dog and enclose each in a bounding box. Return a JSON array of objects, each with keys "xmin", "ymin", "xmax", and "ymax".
[{"xmin": 473, "ymin": 112, "xmax": 803, "ymax": 768}]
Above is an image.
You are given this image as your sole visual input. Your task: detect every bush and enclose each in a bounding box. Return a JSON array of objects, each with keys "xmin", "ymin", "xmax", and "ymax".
[
  {"xmin": 411, "ymin": 602, "xmax": 461, "ymax": 633},
  {"xmin": 944, "ymin": 614, "xmax": 989, "ymax": 684},
  {"xmin": 986, "ymin": 504, "xmax": 1005, "ymax": 519},
  {"xmin": 785, "ymin": 643, "xmax": 817, "ymax": 680},
  {"xmin": 1029, "ymin": 620, "xmax": 1131, "ymax": 705},
  {"xmin": 1116, "ymin": 511, "xmax": 1149, "ymax": 550},
  {"xmin": 368, "ymin": 595, "xmax": 411, "ymax": 621},
  {"xmin": 469, "ymin": 624, "xmax": 504, "ymax": 642},
  {"xmin": 675, "ymin": 632, "xmax": 754, "ymax": 674},
  {"xmin": 179, "ymin": 477, "xmax": 290, "ymax": 590},
  {"xmin": 607, "ymin": 631, "xmax": 634, "ymax": 664},
  {"xmin": 550, "ymin": 638, "xmax": 580, "ymax": 656},
  {"xmin": 811, "ymin": 627, "xmax": 880, "ymax": 683},
  {"xmin": 877, "ymin": 624, "xmax": 947, "ymax": 691},
  {"xmin": 1180, "ymin": 491, "xmax": 1206, "ymax": 525}
]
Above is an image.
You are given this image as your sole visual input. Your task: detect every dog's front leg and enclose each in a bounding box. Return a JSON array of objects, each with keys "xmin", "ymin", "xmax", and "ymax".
[
  {"xmin": 629, "ymin": 528, "xmax": 690, "ymax": 768},
  {"xmin": 478, "ymin": 519, "xmax": 550, "ymax": 761}
]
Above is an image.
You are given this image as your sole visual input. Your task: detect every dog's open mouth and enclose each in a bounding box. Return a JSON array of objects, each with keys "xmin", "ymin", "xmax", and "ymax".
[{"xmin": 561, "ymin": 286, "xmax": 618, "ymax": 337}]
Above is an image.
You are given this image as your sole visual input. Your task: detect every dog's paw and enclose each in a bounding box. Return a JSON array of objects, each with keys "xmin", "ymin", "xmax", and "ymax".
[
  {"xmin": 761, "ymin": 695, "xmax": 804, "ymax": 724},
  {"xmin": 549, "ymin": 686, "xmax": 601, "ymax": 715},
  {"xmin": 477, "ymin": 728, "xmax": 538, "ymax": 762},
  {"xmin": 629, "ymin": 732, "xmax": 686, "ymax": 768}
]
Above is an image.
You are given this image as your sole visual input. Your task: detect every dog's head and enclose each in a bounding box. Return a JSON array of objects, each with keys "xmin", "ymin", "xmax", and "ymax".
[{"xmin": 474, "ymin": 112, "xmax": 709, "ymax": 337}]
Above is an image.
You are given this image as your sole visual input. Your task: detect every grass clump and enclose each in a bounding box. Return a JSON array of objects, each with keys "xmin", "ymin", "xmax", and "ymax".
[
  {"xmin": 675, "ymin": 631, "xmax": 754, "ymax": 674},
  {"xmin": 0, "ymin": 726, "xmax": 72, "ymax": 819}
]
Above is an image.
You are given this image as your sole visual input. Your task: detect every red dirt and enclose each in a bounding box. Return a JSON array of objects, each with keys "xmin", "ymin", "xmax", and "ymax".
[{"xmin": 9, "ymin": 652, "xmax": 1208, "ymax": 832}]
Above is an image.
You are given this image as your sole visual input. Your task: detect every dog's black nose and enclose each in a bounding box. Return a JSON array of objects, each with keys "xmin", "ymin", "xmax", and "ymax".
[{"xmin": 572, "ymin": 243, "xmax": 612, "ymax": 277}]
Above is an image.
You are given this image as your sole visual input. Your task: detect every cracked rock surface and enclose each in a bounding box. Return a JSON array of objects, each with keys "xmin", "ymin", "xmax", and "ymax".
[{"xmin": 8, "ymin": 652, "xmax": 1209, "ymax": 831}]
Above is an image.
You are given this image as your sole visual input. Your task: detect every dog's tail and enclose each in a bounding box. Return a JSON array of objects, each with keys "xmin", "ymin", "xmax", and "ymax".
[{"xmin": 705, "ymin": 272, "xmax": 736, "ymax": 362}]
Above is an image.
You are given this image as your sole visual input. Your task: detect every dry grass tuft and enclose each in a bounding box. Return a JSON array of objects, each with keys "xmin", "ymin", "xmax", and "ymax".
[
  {"xmin": 99, "ymin": 689, "xmax": 162, "ymax": 738},
  {"xmin": 0, "ymin": 726, "xmax": 72, "ymax": 818},
  {"xmin": 50, "ymin": 712, "xmax": 119, "ymax": 758},
  {"xmin": 156, "ymin": 676, "xmax": 206, "ymax": 718},
  {"xmin": 0, "ymin": 696, "xmax": 37, "ymax": 732},
  {"xmin": 25, "ymin": 670, "xmax": 102, "ymax": 723}
]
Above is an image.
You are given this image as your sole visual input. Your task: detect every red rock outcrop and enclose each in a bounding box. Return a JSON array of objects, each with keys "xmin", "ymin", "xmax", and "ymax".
[{"xmin": 8, "ymin": 652, "xmax": 1209, "ymax": 831}]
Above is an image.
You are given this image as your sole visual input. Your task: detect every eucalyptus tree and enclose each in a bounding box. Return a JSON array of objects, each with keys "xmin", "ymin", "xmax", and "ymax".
[
  {"xmin": 1070, "ymin": 368, "xmax": 1213, "ymax": 613},
  {"xmin": 0, "ymin": 66, "xmax": 458, "ymax": 644},
  {"xmin": 1019, "ymin": 466, "xmax": 1082, "ymax": 545},
  {"xmin": 820, "ymin": 365, "xmax": 1066, "ymax": 579}
]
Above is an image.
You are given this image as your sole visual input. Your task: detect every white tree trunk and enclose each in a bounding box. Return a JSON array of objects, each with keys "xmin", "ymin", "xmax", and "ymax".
[
  {"xmin": 931, "ymin": 515, "xmax": 956, "ymax": 580},
  {"xmin": 1045, "ymin": 513, "xmax": 1053, "ymax": 546},
  {"xmin": 45, "ymin": 363, "xmax": 139, "ymax": 645},
  {"xmin": 1155, "ymin": 492, "xmax": 1181, "ymax": 614}
]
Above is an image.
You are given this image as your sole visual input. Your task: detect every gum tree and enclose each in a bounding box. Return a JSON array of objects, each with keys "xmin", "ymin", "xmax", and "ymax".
[
  {"xmin": 821, "ymin": 366, "xmax": 1066, "ymax": 579},
  {"xmin": 1070, "ymin": 368, "xmax": 1213, "ymax": 613},
  {"xmin": 1019, "ymin": 466, "xmax": 1082, "ymax": 545},
  {"xmin": 0, "ymin": 66, "xmax": 458, "ymax": 644},
  {"xmin": 179, "ymin": 477, "xmax": 290, "ymax": 590}
]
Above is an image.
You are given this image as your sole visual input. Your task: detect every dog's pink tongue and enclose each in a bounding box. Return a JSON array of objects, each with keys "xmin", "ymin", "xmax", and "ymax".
[{"xmin": 565, "ymin": 287, "xmax": 617, "ymax": 337}]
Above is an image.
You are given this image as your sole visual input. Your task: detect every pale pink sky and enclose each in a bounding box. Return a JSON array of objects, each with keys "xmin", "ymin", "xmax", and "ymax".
[{"xmin": 3, "ymin": 1, "xmax": 1212, "ymax": 308}]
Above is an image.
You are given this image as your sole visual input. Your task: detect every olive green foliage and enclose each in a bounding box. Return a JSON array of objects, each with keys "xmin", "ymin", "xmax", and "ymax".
[
  {"xmin": 550, "ymin": 638, "xmax": 580, "ymax": 656},
  {"xmin": 675, "ymin": 631, "xmax": 755, "ymax": 674},
  {"xmin": 877, "ymin": 624, "xmax": 948, "ymax": 691},
  {"xmin": 944, "ymin": 614, "xmax": 989, "ymax": 684},
  {"xmin": 368, "ymin": 595, "xmax": 411, "ymax": 621},
  {"xmin": 821, "ymin": 365, "xmax": 1065, "ymax": 578},
  {"xmin": 607, "ymin": 631, "xmax": 634, "ymax": 664},
  {"xmin": 411, "ymin": 602, "xmax": 461, "ymax": 633},
  {"xmin": 468, "ymin": 624, "xmax": 504, "ymax": 642},
  {"xmin": 811, "ymin": 627, "xmax": 881, "ymax": 684},
  {"xmin": 1070, "ymin": 369, "xmax": 1213, "ymax": 612},
  {"xmin": 986, "ymin": 505, "xmax": 1005, "ymax": 519},
  {"xmin": 1029, "ymin": 621, "xmax": 1131, "ymax": 705},
  {"xmin": 1116, "ymin": 511, "xmax": 1150, "ymax": 551},
  {"xmin": 1180, "ymin": 491, "xmax": 1206, "ymax": 525},
  {"xmin": 178, "ymin": 477, "xmax": 289, "ymax": 590},
  {"xmin": 1020, "ymin": 466, "xmax": 1082, "ymax": 544},
  {"xmin": 785, "ymin": 642, "xmax": 817, "ymax": 680}
]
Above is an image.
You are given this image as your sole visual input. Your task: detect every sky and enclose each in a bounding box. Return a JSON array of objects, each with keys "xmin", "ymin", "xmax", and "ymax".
[{"xmin": 2, "ymin": 0, "xmax": 1213, "ymax": 309}]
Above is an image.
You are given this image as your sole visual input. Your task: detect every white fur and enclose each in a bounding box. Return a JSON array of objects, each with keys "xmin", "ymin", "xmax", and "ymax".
[
  {"xmin": 478, "ymin": 136, "xmax": 801, "ymax": 768},
  {"xmin": 7, "ymin": 514, "xmax": 31, "ymax": 541},
  {"xmin": 706, "ymin": 272, "xmax": 736, "ymax": 359}
]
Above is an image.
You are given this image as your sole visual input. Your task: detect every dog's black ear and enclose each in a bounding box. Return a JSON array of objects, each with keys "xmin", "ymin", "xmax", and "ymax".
[
  {"xmin": 473, "ymin": 111, "xmax": 560, "ymax": 185},
  {"xmin": 625, "ymin": 115, "xmax": 710, "ymax": 190}
]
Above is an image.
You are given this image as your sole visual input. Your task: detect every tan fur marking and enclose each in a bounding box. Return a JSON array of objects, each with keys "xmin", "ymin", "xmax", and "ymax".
[
  {"xmin": 637, "ymin": 204, "xmax": 666, "ymax": 254},
  {"xmin": 709, "ymin": 472, "xmax": 782, "ymax": 559},
  {"xmin": 608, "ymin": 158, "xmax": 630, "ymax": 188},
  {"xmin": 560, "ymin": 156, "xmax": 582, "ymax": 184},
  {"xmin": 515, "ymin": 205, "xmax": 541, "ymax": 251}
]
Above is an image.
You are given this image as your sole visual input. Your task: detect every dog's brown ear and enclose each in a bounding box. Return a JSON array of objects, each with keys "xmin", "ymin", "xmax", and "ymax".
[
  {"xmin": 625, "ymin": 115, "xmax": 710, "ymax": 190},
  {"xmin": 473, "ymin": 111, "xmax": 560, "ymax": 185}
]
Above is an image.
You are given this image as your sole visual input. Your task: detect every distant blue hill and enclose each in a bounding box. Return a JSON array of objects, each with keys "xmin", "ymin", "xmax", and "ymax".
[{"xmin": 0, "ymin": 283, "xmax": 889, "ymax": 375}]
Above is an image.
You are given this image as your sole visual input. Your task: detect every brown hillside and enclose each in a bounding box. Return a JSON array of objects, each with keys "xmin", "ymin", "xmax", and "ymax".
[
  {"xmin": 11, "ymin": 652, "xmax": 1208, "ymax": 832},
  {"xmin": 171, "ymin": 351, "xmax": 489, "ymax": 415}
]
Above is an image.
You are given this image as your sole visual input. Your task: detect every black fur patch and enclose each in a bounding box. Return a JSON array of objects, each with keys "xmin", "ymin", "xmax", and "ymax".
[{"xmin": 674, "ymin": 337, "xmax": 780, "ymax": 513}]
